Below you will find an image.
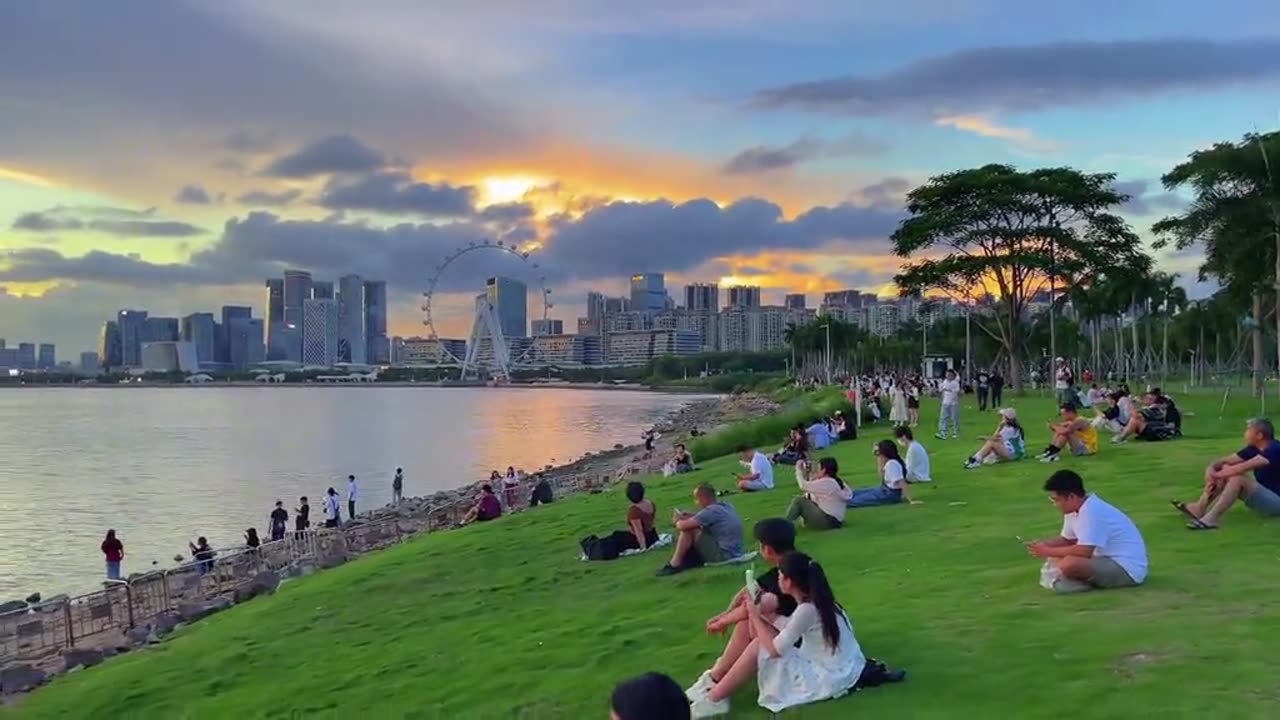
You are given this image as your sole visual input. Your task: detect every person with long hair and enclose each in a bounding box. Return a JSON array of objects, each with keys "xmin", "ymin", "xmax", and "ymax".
[
  {"xmin": 687, "ymin": 552, "xmax": 865, "ymax": 717},
  {"xmin": 894, "ymin": 426, "xmax": 932, "ymax": 483},
  {"xmin": 963, "ymin": 407, "xmax": 1027, "ymax": 469},
  {"xmin": 846, "ymin": 440, "xmax": 917, "ymax": 508},
  {"xmin": 906, "ymin": 381, "xmax": 921, "ymax": 427},
  {"xmin": 785, "ymin": 457, "xmax": 851, "ymax": 530},
  {"xmin": 100, "ymin": 529, "xmax": 124, "ymax": 580}
]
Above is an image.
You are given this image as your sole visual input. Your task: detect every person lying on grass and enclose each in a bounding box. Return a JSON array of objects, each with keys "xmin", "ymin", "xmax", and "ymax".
[
  {"xmin": 846, "ymin": 440, "xmax": 919, "ymax": 508},
  {"xmin": 1026, "ymin": 469, "xmax": 1148, "ymax": 593},
  {"xmin": 611, "ymin": 673, "xmax": 690, "ymax": 720},
  {"xmin": 1175, "ymin": 417, "xmax": 1280, "ymax": 530},
  {"xmin": 736, "ymin": 444, "xmax": 775, "ymax": 492},
  {"xmin": 657, "ymin": 483, "xmax": 745, "ymax": 577},
  {"xmin": 785, "ymin": 458, "xmax": 851, "ymax": 530},
  {"xmin": 895, "ymin": 426, "xmax": 932, "ymax": 483},
  {"xmin": 695, "ymin": 518, "xmax": 800, "ymax": 690},
  {"xmin": 686, "ymin": 552, "xmax": 866, "ymax": 718},
  {"xmin": 1038, "ymin": 404, "xmax": 1098, "ymax": 463},
  {"xmin": 964, "ymin": 407, "xmax": 1027, "ymax": 469}
]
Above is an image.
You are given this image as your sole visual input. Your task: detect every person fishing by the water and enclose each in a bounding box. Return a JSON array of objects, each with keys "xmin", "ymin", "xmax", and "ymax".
[
  {"xmin": 392, "ymin": 468, "xmax": 404, "ymax": 505},
  {"xmin": 270, "ymin": 500, "xmax": 288, "ymax": 541},
  {"xmin": 324, "ymin": 487, "xmax": 341, "ymax": 528},
  {"xmin": 347, "ymin": 474, "xmax": 359, "ymax": 520},
  {"xmin": 101, "ymin": 529, "xmax": 124, "ymax": 580},
  {"xmin": 296, "ymin": 496, "xmax": 311, "ymax": 537}
]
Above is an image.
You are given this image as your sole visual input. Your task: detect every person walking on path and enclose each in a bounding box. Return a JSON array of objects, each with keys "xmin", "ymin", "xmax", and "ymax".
[
  {"xmin": 937, "ymin": 369, "xmax": 961, "ymax": 440},
  {"xmin": 392, "ymin": 468, "xmax": 404, "ymax": 505},
  {"xmin": 296, "ymin": 496, "xmax": 311, "ymax": 537},
  {"xmin": 269, "ymin": 500, "xmax": 288, "ymax": 542},
  {"xmin": 101, "ymin": 529, "xmax": 124, "ymax": 580},
  {"xmin": 347, "ymin": 474, "xmax": 359, "ymax": 520},
  {"xmin": 324, "ymin": 488, "xmax": 341, "ymax": 528}
]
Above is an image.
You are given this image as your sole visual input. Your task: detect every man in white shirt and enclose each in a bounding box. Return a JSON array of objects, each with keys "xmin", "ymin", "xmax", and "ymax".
[
  {"xmin": 936, "ymin": 369, "xmax": 961, "ymax": 440},
  {"xmin": 805, "ymin": 420, "xmax": 832, "ymax": 450},
  {"xmin": 894, "ymin": 426, "xmax": 932, "ymax": 483},
  {"xmin": 1027, "ymin": 470, "xmax": 1147, "ymax": 593},
  {"xmin": 1054, "ymin": 357, "xmax": 1075, "ymax": 407},
  {"xmin": 736, "ymin": 445, "xmax": 775, "ymax": 492},
  {"xmin": 323, "ymin": 487, "xmax": 341, "ymax": 528},
  {"xmin": 347, "ymin": 474, "xmax": 359, "ymax": 520}
]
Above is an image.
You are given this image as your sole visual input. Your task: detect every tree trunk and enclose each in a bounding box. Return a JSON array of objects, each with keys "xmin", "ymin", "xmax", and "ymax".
[
  {"xmin": 1253, "ymin": 291, "xmax": 1265, "ymax": 397},
  {"xmin": 1129, "ymin": 292, "xmax": 1140, "ymax": 383},
  {"xmin": 1162, "ymin": 316, "xmax": 1170, "ymax": 385}
]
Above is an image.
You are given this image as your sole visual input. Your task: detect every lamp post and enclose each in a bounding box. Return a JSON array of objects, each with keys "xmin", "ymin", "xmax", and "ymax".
[{"xmin": 824, "ymin": 321, "xmax": 832, "ymax": 385}]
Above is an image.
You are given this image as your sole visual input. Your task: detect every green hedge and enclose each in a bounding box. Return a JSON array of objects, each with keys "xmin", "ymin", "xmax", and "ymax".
[{"xmin": 688, "ymin": 388, "xmax": 855, "ymax": 461}]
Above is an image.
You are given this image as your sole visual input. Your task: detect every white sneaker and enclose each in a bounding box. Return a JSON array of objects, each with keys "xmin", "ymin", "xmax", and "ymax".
[
  {"xmin": 685, "ymin": 671, "xmax": 715, "ymax": 701},
  {"xmin": 1040, "ymin": 453, "xmax": 1060, "ymax": 463},
  {"xmin": 690, "ymin": 695, "xmax": 730, "ymax": 718}
]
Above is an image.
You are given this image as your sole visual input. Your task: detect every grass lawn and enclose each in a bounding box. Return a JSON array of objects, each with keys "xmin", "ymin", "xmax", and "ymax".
[{"xmin": 9, "ymin": 391, "xmax": 1280, "ymax": 719}]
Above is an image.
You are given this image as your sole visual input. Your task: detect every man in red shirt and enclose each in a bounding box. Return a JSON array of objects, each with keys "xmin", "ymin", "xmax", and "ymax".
[{"xmin": 101, "ymin": 529, "xmax": 124, "ymax": 580}]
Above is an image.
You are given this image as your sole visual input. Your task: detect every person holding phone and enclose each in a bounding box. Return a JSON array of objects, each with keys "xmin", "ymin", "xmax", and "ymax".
[{"xmin": 736, "ymin": 444, "xmax": 775, "ymax": 492}]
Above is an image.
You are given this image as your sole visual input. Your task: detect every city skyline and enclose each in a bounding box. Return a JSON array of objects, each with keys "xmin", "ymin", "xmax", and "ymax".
[{"xmin": 2, "ymin": 2, "xmax": 1272, "ymax": 354}]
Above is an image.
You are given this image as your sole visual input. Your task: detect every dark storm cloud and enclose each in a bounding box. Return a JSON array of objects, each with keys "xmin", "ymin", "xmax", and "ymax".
[
  {"xmin": 236, "ymin": 188, "xmax": 303, "ymax": 207},
  {"xmin": 260, "ymin": 135, "xmax": 387, "ymax": 178},
  {"xmin": 722, "ymin": 133, "xmax": 887, "ymax": 175},
  {"xmin": 317, "ymin": 171, "xmax": 478, "ymax": 217},
  {"xmin": 0, "ymin": 248, "xmax": 225, "ymax": 286},
  {"xmin": 12, "ymin": 207, "xmax": 205, "ymax": 237},
  {"xmin": 752, "ymin": 38, "xmax": 1280, "ymax": 115},
  {"xmin": 174, "ymin": 184, "xmax": 213, "ymax": 204}
]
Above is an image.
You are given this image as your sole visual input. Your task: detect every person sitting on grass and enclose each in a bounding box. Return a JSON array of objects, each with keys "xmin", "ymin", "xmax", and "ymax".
[
  {"xmin": 611, "ymin": 673, "xmax": 690, "ymax": 720},
  {"xmin": 832, "ymin": 411, "xmax": 857, "ymax": 441},
  {"xmin": 623, "ymin": 481, "xmax": 660, "ymax": 550},
  {"xmin": 686, "ymin": 552, "xmax": 866, "ymax": 718},
  {"xmin": 806, "ymin": 418, "xmax": 833, "ymax": 450},
  {"xmin": 847, "ymin": 440, "xmax": 918, "ymax": 508},
  {"xmin": 964, "ymin": 407, "xmax": 1027, "ymax": 469},
  {"xmin": 1111, "ymin": 391, "xmax": 1180, "ymax": 444},
  {"xmin": 771, "ymin": 427, "xmax": 809, "ymax": 466},
  {"xmin": 1038, "ymin": 404, "xmax": 1098, "ymax": 463},
  {"xmin": 462, "ymin": 484, "xmax": 503, "ymax": 524},
  {"xmin": 672, "ymin": 443, "xmax": 695, "ymax": 474},
  {"xmin": 657, "ymin": 483, "xmax": 745, "ymax": 576},
  {"xmin": 1091, "ymin": 392, "xmax": 1127, "ymax": 434},
  {"xmin": 1026, "ymin": 470, "xmax": 1147, "ymax": 593},
  {"xmin": 737, "ymin": 444, "xmax": 775, "ymax": 492},
  {"xmin": 1175, "ymin": 417, "xmax": 1280, "ymax": 530},
  {"xmin": 894, "ymin": 426, "xmax": 932, "ymax": 483},
  {"xmin": 786, "ymin": 458, "xmax": 851, "ymax": 530}
]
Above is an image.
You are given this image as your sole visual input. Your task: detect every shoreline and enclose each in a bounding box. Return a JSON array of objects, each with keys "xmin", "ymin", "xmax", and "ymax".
[{"xmin": 0, "ymin": 381, "xmax": 716, "ymax": 393}]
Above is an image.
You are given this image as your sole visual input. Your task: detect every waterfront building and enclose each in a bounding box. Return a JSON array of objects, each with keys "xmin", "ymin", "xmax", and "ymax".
[
  {"xmin": 683, "ymin": 283, "xmax": 719, "ymax": 312},
  {"xmin": 605, "ymin": 311, "xmax": 651, "ymax": 333},
  {"xmin": 530, "ymin": 319, "xmax": 564, "ymax": 336},
  {"xmin": 364, "ymin": 280, "xmax": 389, "ymax": 364},
  {"xmin": 302, "ymin": 298, "xmax": 340, "ymax": 367},
  {"xmin": 485, "ymin": 276, "xmax": 527, "ymax": 341},
  {"xmin": 99, "ymin": 321, "xmax": 122, "ymax": 368},
  {"xmin": 727, "ymin": 285, "xmax": 762, "ymax": 309},
  {"xmin": 16, "ymin": 343, "xmax": 35, "ymax": 370},
  {"xmin": 656, "ymin": 309, "xmax": 719, "ymax": 353},
  {"xmin": 141, "ymin": 341, "xmax": 200, "ymax": 373},
  {"xmin": 80, "ymin": 351, "xmax": 99, "ymax": 372},
  {"xmin": 181, "ymin": 312, "xmax": 217, "ymax": 365},
  {"xmin": 718, "ymin": 306, "xmax": 795, "ymax": 352},
  {"xmin": 117, "ymin": 309, "xmax": 148, "ymax": 367},
  {"xmin": 338, "ymin": 274, "xmax": 367, "ymax": 364},
  {"xmin": 37, "ymin": 343, "xmax": 55, "ymax": 369},
  {"xmin": 227, "ymin": 317, "xmax": 265, "ymax": 371},
  {"xmin": 531, "ymin": 334, "xmax": 602, "ymax": 366},
  {"xmin": 395, "ymin": 336, "xmax": 466, "ymax": 365},
  {"xmin": 264, "ymin": 278, "xmax": 285, "ymax": 360},
  {"xmin": 785, "ymin": 293, "xmax": 806, "ymax": 310},
  {"xmin": 143, "ymin": 317, "xmax": 179, "ymax": 343},
  {"xmin": 311, "ymin": 280, "xmax": 334, "ymax": 300},
  {"xmin": 604, "ymin": 328, "xmax": 700, "ymax": 366},
  {"xmin": 219, "ymin": 306, "xmax": 252, "ymax": 364},
  {"xmin": 283, "ymin": 269, "xmax": 312, "ymax": 354},
  {"xmin": 630, "ymin": 273, "xmax": 666, "ymax": 315}
]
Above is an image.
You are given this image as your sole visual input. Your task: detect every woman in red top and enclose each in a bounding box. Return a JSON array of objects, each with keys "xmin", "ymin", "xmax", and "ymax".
[{"xmin": 101, "ymin": 529, "xmax": 124, "ymax": 580}]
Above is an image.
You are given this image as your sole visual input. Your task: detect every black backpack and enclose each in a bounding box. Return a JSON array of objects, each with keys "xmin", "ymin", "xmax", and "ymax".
[{"xmin": 580, "ymin": 534, "xmax": 622, "ymax": 561}]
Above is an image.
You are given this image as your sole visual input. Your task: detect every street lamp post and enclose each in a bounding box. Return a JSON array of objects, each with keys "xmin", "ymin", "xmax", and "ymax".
[{"xmin": 824, "ymin": 322, "xmax": 832, "ymax": 385}]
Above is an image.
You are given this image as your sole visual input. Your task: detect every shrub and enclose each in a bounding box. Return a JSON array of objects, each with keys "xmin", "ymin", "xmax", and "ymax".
[{"xmin": 688, "ymin": 388, "xmax": 854, "ymax": 461}]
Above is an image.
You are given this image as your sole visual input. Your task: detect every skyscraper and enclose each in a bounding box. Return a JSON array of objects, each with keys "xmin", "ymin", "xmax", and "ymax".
[
  {"xmin": 264, "ymin": 278, "xmax": 285, "ymax": 360},
  {"xmin": 684, "ymin": 283, "xmax": 719, "ymax": 312},
  {"xmin": 283, "ymin": 270, "xmax": 313, "ymax": 353},
  {"xmin": 143, "ymin": 317, "xmax": 179, "ymax": 343},
  {"xmin": 220, "ymin": 306, "xmax": 253, "ymax": 365},
  {"xmin": 37, "ymin": 343, "xmax": 55, "ymax": 369},
  {"xmin": 363, "ymin": 280, "xmax": 388, "ymax": 363},
  {"xmin": 311, "ymin": 280, "xmax": 334, "ymax": 300},
  {"xmin": 117, "ymin": 310, "xmax": 148, "ymax": 367},
  {"xmin": 785, "ymin": 293, "xmax": 807, "ymax": 310},
  {"xmin": 727, "ymin": 285, "xmax": 762, "ymax": 309},
  {"xmin": 99, "ymin": 321, "xmax": 121, "ymax": 368},
  {"xmin": 181, "ymin": 312, "xmax": 218, "ymax": 365},
  {"xmin": 227, "ymin": 317, "xmax": 265, "ymax": 371},
  {"xmin": 485, "ymin": 276, "xmax": 527, "ymax": 340},
  {"xmin": 338, "ymin": 274, "xmax": 367, "ymax": 364},
  {"xmin": 630, "ymin": 273, "xmax": 666, "ymax": 314},
  {"xmin": 531, "ymin": 319, "xmax": 564, "ymax": 336},
  {"xmin": 302, "ymin": 298, "xmax": 340, "ymax": 367},
  {"xmin": 17, "ymin": 343, "xmax": 36, "ymax": 369}
]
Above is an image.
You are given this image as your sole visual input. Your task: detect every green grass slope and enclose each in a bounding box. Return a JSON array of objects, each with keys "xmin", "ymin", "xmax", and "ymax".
[{"xmin": 10, "ymin": 392, "xmax": 1280, "ymax": 719}]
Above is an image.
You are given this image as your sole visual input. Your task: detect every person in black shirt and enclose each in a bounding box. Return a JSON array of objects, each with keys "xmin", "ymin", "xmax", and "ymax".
[
  {"xmin": 688, "ymin": 519, "xmax": 799, "ymax": 697},
  {"xmin": 990, "ymin": 371, "xmax": 1005, "ymax": 407},
  {"xmin": 976, "ymin": 372, "xmax": 990, "ymax": 411},
  {"xmin": 295, "ymin": 496, "xmax": 310, "ymax": 538},
  {"xmin": 269, "ymin": 500, "xmax": 288, "ymax": 542},
  {"xmin": 244, "ymin": 528, "xmax": 261, "ymax": 553}
]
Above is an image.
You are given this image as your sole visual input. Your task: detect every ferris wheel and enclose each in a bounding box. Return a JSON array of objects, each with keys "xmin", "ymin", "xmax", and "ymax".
[{"xmin": 421, "ymin": 239, "xmax": 553, "ymax": 381}]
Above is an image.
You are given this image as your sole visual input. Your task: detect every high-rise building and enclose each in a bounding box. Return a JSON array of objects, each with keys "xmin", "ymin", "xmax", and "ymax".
[
  {"xmin": 37, "ymin": 343, "xmax": 55, "ymax": 369},
  {"xmin": 264, "ymin": 278, "xmax": 285, "ymax": 360},
  {"xmin": 218, "ymin": 306, "xmax": 252, "ymax": 364},
  {"xmin": 485, "ymin": 276, "xmax": 527, "ymax": 340},
  {"xmin": 17, "ymin": 343, "xmax": 36, "ymax": 370},
  {"xmin": 80, "ymin": 352, "xmax": 100, "ymax": 373},
  {"xmin": 225, "ymin": 318, "xmax": 265, "ymax": 370},
  {"xmin": 99, "ymin": 321, "xmax": 122, "ymax": 369},
  {"xmin": 630, "ymin": 273, "xmax": 666, "ymax": 314},
  {"xmin": 117, "ymin": 309, "xmax": 148, "ymax": 366},
  {"xmin": 530, "ymin": 319, "xmax": 564, "ymax": 336},
  {"xmin": 143, "ymin": 317, "xmax": 179, "ymax": 343},
  {"xmin": 363, "ymin": 280, "xmax": 388, "ymax": 364},
  {"xmin": 303, "ymin": 298, "xmax": 340, "ymax": 367},
  {"xmin": 684, "ymin": 283, "xmax": 719, "ymax": 312},
  {"xmin": 822, "ymin": 289, "xmax": 871, "ymax": 308},
  {"xmin": 182, "ymin": 312, "xmax": 218, "ymax": 365},
  {"xmin": 337, "ymin": 274, "xmax": 367, "ymax": 364},
  {"xmin": 311, "ymin": 280, "xmax": 334, "ymax": 300},
  {"xmin": 283, "ymin": 269, "xmax": 313, "ymax": 349},
  {"xmin": 727, "ymin": 285, "xmax": 762, "ymax": 309},
  {"xmin": 785, "ymin": 293, "xmax": 807, "ymax": 310}
]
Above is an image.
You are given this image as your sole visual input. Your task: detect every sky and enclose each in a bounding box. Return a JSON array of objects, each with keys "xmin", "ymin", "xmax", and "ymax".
[{"xmin": 3, "ymin": 0, "xmax": 1280, "ymax": 354}]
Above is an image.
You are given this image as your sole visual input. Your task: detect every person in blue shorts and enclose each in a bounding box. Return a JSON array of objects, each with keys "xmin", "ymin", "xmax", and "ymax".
[{"xmin": 1176, "ymin": 417, "xmax": 1280, "ymax": 530}]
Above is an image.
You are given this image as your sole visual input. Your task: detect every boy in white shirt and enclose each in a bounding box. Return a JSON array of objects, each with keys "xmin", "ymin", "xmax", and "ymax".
[
  {"xmin": 936, "ymin": 369, "xmax": 961, "ymax": 440},
  {"xmin": 1026, "ymin": 470, "xmax": 1147, "ymax": 593},
  {"xmin": 894, "ymin": 426, "xmax": 932, "ymax": 483},
  {"xmin": 736, "ymin": 445, "xmax": 775, "ymax": 492}
]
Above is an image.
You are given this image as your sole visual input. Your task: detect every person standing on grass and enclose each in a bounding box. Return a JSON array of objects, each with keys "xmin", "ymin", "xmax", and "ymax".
[
  {"xmin": 657, "ymin": 483, "xmax": 744, "ymax": 576},
  {"xmin": 976, "ymin": 371, "xmax": 990, "ymax": 411},
  {"xmin": 936, "ymin": 369, "xmax": 961, "ymax": 440},
  {"xmin": 101, "ymin": 529, "xmax": 124, "ymax": 580},
  {"xmin": 1054, "ymin": 358, "xmax": 1075, "ymax": 407},
  {"xmin": 269, "ymin": 500, "xmax": 288, "ymax": 542},
  {"xmin": 895, "ymin": 426, "xmax": 932, "ymax": 483},
  {"xmin": 785, "ymin": 458, "xmax": 851, "ymax": 530},
  {"xmin": 347, "ymin": 474, "xmax": 359, "ymax": 520},
  {"xmin": 1038, "ymin": 404, "xmax": 1099, "ymax": 463},
  {"xmin": 392, "ymin": 467, "xmax": 404, "ymax": 505},
  {"xmin": 1176, "ymin": 417, "xmax": 1280, "ymax": 530},
  {"xmin": 737, "ymin": 444, "xmax": 775, "ymax": 492},
  {"xmin": 324, "ymin": 487, "xmax": 341, "ymax": 528},
  {"xmin": 1027, "ymin": 470, "xmax": 1146, "ymax": 593},
  {"xmin": 990, "ymin": 370, "xmax": 1005, "ymax": 408}
]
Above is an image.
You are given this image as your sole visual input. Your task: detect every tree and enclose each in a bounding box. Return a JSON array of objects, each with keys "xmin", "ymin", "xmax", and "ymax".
[
  {"xmin": 1148, "ymin": 271, "xmax": 1188, "ymax": 381},
  {"xmin": 891, "ymin": 164, "xmax": 1151, "ymax": 392},
  {"xmin": 1154, "ymin": 130, "xmax": 1280, "ymax": 396}
]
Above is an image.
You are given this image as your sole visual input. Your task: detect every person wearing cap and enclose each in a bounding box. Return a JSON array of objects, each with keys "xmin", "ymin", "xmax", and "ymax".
[
  {"xmin": 964, "ymin": 407, "xmax": 1027, "ymax": 469},
  {"xmin": 1054, "ymin": 358, "xmax": 1075, "ymax": 407},
  {"xmin": 1175, "ymin": 417, "xmax": 1280, "ymax": 530}
]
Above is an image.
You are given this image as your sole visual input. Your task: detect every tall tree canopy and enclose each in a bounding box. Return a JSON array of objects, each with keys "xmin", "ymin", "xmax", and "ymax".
[{"xmin": 891, "ymin": 164, "xmax": 1150, "ymax": 392}]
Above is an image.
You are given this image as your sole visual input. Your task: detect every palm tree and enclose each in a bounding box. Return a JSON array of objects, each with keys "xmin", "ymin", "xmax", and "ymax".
[{"xmin": 1147, "ymin": 272, "xmax": 1188, "ymax": 381}]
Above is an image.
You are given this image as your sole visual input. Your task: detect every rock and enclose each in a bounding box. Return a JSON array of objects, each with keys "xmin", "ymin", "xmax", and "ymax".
[
  {"xmin": 233, "ymin": 571, "xmax": 280, "ymax": 603},
  {"xmin": 152, "ymin": 612, "xmax": 182, "ymax": 636},
  {"xmin": 125, "ymin": 625, "xmax": 152, "ymax": 645},
  {"xmin": 23, "ymin": 592, "xmax": 41, "ymax": 604},
  {"xmin": 63, "ymin": 647, "xmax": 105, "ymax": 671},
  {"xmin": 176, "ymin": 596, "xmax": 233, "ymax": 623},
  {"xmin": 317, "ymin": 553, "xmax": 348, "ymax": 570},
  {"xmin": 0, "ymin": 664, "xmax": 47, "ymax": 695},
  {"xmin": 0, "ymin": 600, "xmax": 28, "ymax": 614}
]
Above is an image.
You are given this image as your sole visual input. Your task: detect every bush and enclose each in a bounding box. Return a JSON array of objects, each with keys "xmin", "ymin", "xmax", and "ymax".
[{"xmin": 688, "ymin": 388, "xmax": 854, "ymax": 461}]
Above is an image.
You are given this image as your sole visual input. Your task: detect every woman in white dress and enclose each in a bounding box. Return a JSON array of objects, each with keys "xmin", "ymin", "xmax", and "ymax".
[
  {"xmin": 889, "ymin": 382, "xmax": 909, "ymax": 426},
  {"xmin": 688, "ymin": 553, "xmax": 865, "ymax": 718}
]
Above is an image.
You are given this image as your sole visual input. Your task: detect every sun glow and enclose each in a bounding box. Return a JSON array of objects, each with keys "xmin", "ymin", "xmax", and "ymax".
[{"xmin": 480, "ymin": 175, "xmax": 544, "ymax": 205}]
